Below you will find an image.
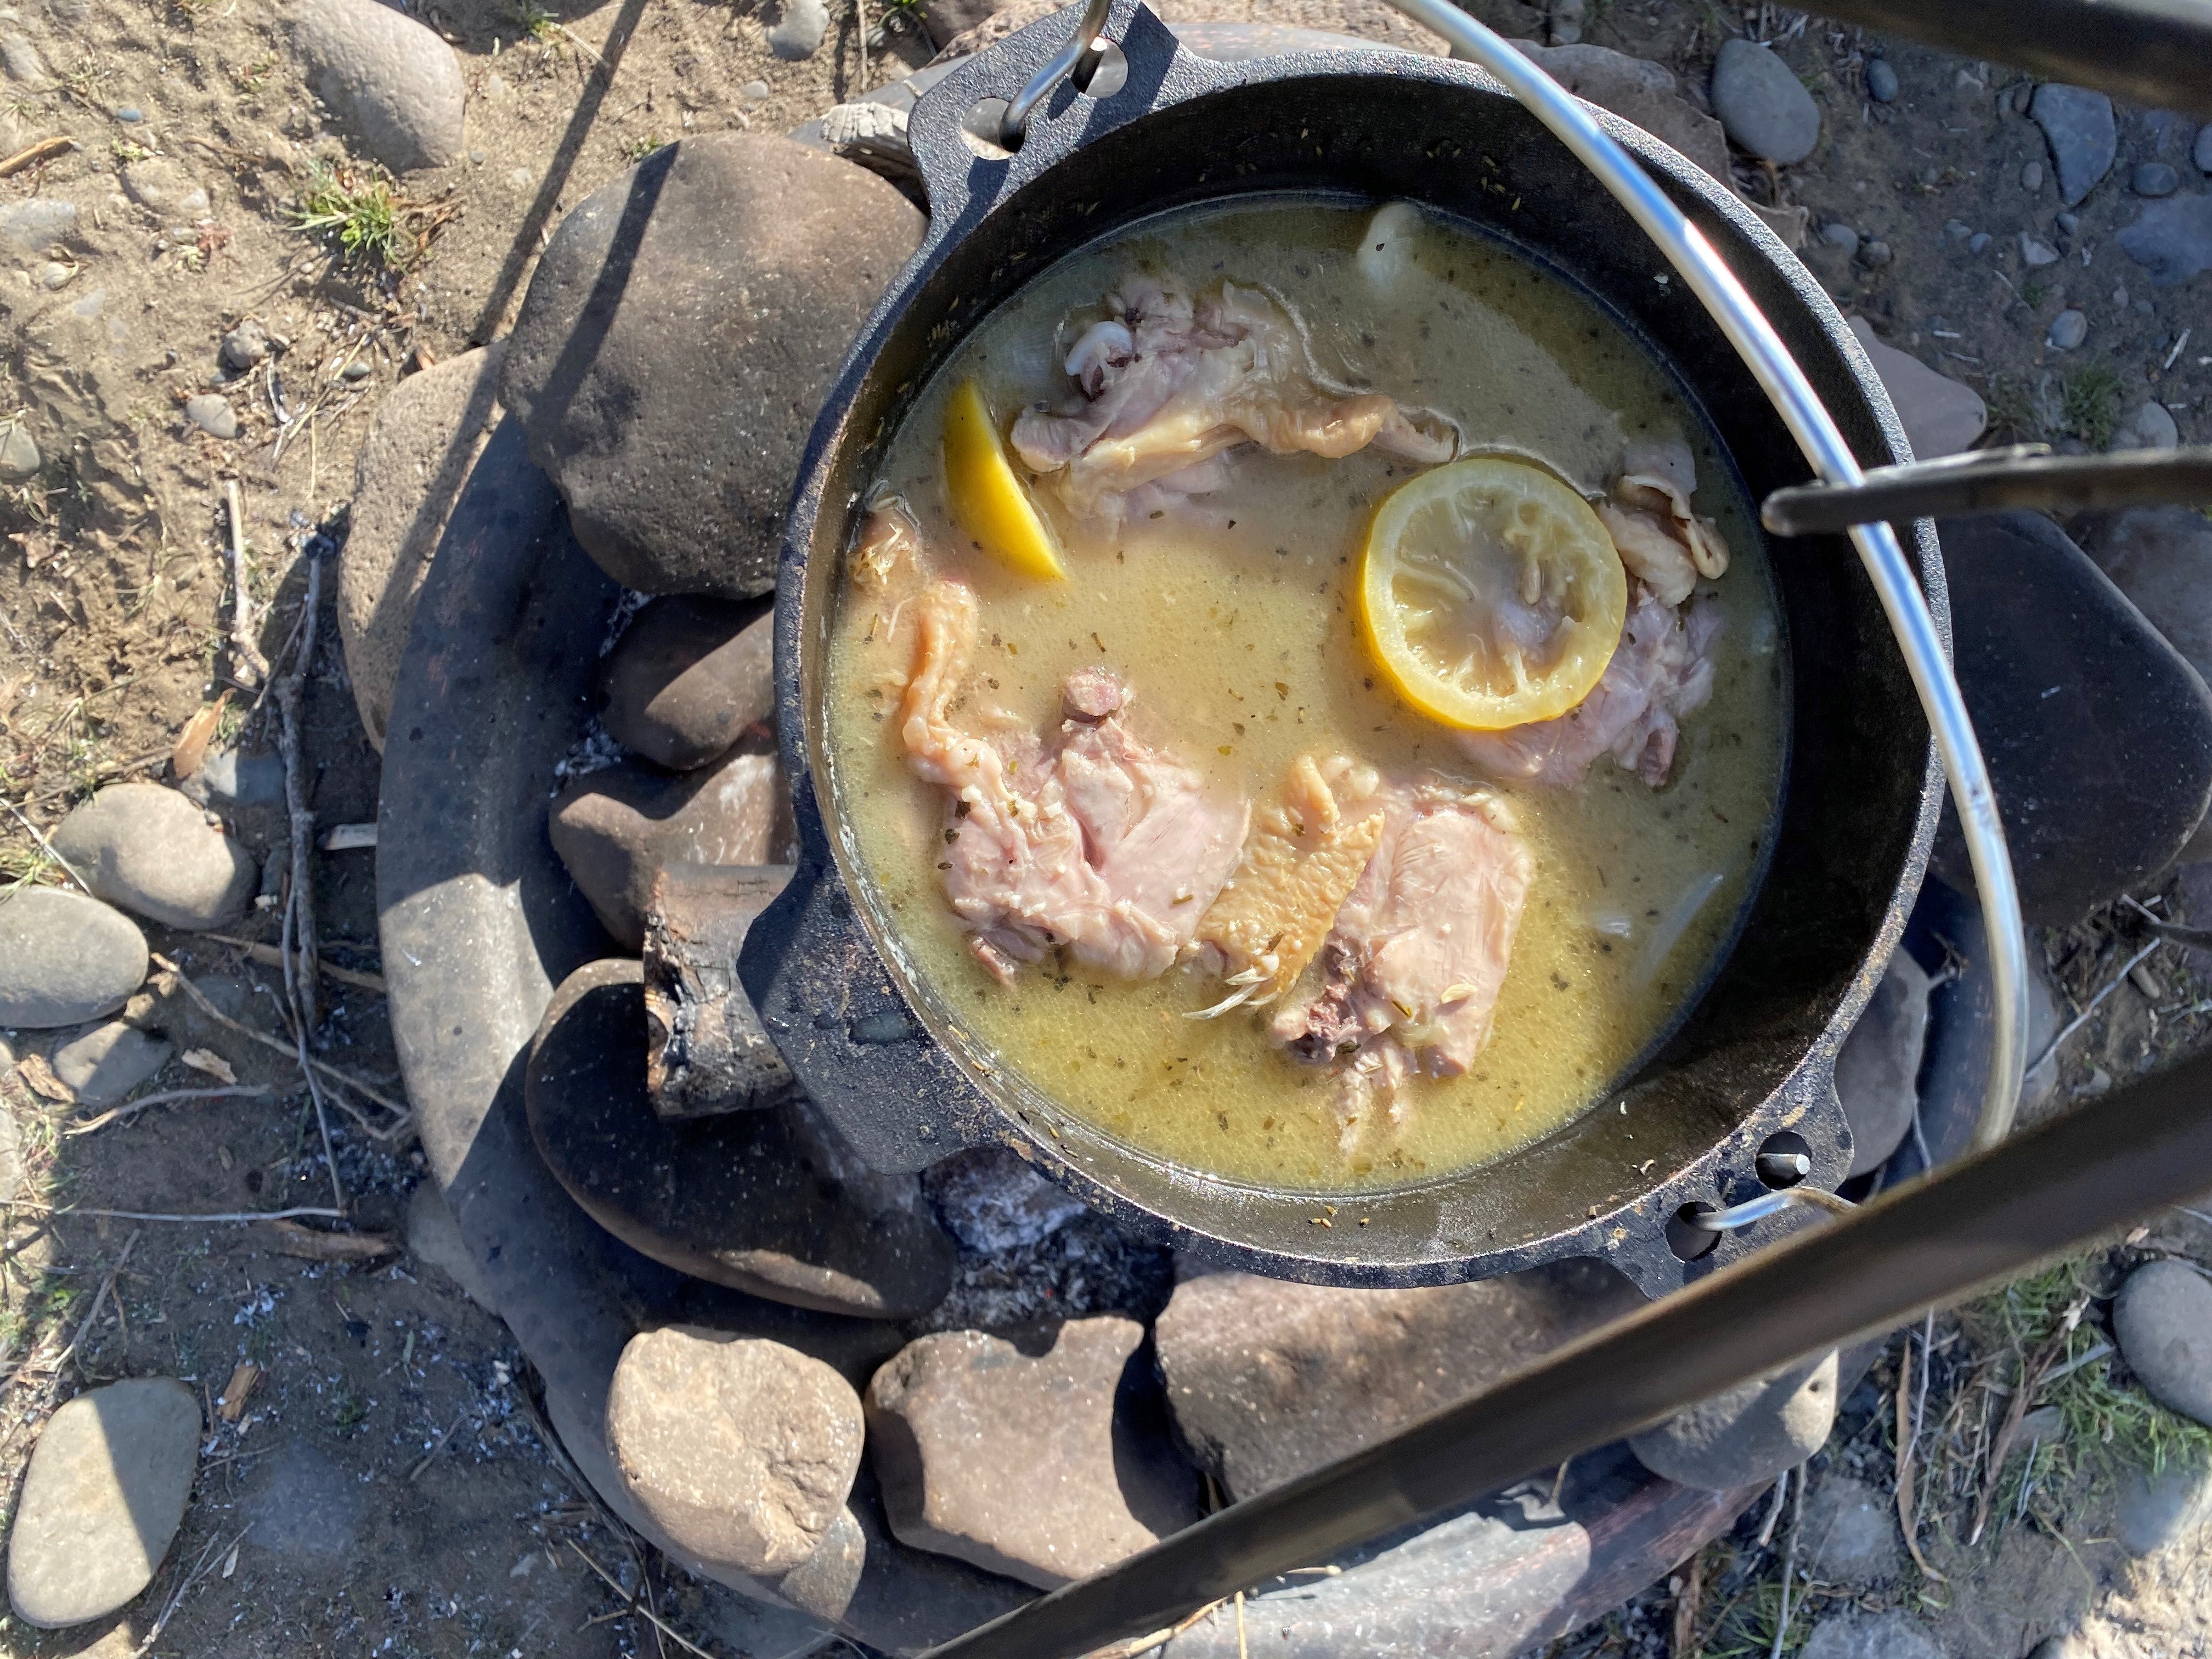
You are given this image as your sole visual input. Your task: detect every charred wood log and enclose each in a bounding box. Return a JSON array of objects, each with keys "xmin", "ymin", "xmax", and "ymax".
[{"xmin": 642, "ymin": 863, "xmax": 799, "ymax": 1119}]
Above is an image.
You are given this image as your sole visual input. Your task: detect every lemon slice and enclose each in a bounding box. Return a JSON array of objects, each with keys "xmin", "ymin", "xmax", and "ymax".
[
  {"xmin": 943, "ymin": 379, "xmax": 1064, "ymax": 581},
  {"xmin": 1359, "ymin": 457, "xmax": 1628, "ymax": 731}
]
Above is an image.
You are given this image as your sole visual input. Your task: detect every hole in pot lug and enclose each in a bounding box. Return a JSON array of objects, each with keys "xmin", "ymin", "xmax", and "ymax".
[
  {"xmin": 1754, "ymin": 1131, "xmax": 1813, "ymax": 1189},
  {"xmin": 962, "ymin": 98, "xmax": 1016, "ymax": 160},
  {"xmin": 1073, "ymin": 39, "xmax": 1130, "ymax": 99},
  {"xmin": 1667, "ymin": 1202, "xmax": 1720, "ymax": 1261}
]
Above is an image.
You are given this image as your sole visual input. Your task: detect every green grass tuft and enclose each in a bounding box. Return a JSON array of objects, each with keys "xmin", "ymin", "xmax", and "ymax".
[
  {"xmin": 292, "ymin": 166, "xmax": 402, "ymax": 268},
  {"xmin": 2058, "ymin": 365, "xmax": 2123, "ymax": 450}
]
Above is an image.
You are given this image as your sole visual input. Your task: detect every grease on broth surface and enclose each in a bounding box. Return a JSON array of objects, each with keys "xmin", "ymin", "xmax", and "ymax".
[{"xmin": 823, "ymin": 199, "xmax": 1787, "ymax": 1193}]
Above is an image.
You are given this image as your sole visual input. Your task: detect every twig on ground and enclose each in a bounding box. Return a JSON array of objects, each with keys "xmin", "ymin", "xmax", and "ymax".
[
  {"xmin": 224, "ymin": 481, "xmax": 268, "ymax": 687},
  {"xmin": 274, "ymin": 545, "xmax": 324, "ymax": 1034},
  {"xmin": 200, "ymin": 934, "xmax": 384, "ymax": 993},
  {"xmin": 2028, "ymin": 941, "xmax": 2161, "ymax": 1079},
  {"xmin": 1768, "ymin": 1462, "xmax": 1803, "ymax": 1659},
  {"xmin": 52, "ymin": 1228, "xmax": 139, "ymax": 1372},
  {"xmin": 1894, "ymin": 1323, "xmax": 1948, "ymax": 1581},
  {"xmin": 1755, "ymin": 1466, "xmax": 1790, "ymax": 1548},
  {"xmin": 131, "ymin": 1525, "xmax": 250, "ymax": 1658},
  {"xmin": 0, "ymin": 136, "xmax": 76, "ymax": 177},
  {"xmin": 18, "ymin": 1204, "xmax": 344, "ymax": 1224},
  {"xmin": 566, "ymin": 1542, "xmax": 718, "ymax": 1659},
  {"xmin": 1, "ymin": 795, "xmax": 87, "ymax": 890},
  {"xmin": 66, "ymin": 1085, "xmax": 274, "ymax": 1136},
  {"xmin": 406, "ymin": 1407, "xmax": 472, "ymax": 1481},
  {"xmin": 266, "ymin": 1218, "xmax": 394, "ymax": 1261}
]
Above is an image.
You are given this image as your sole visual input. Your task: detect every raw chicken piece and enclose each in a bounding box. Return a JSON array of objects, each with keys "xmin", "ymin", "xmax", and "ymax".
[
  {"xmin": 1190, "ymin": 754, "xmax": 1387, "ymax": 1015},
  {"xmin": 1271, "ymin": 780, "xmax": 1533, "ymax": 1152},
  {"xmin": 1594, "ymin": 469, "xmax": 1729, "ymax": 608},
  {"xmin": 896, "ymin": 579, "xmax": 1250, "ymax": 983},
  {"xmin": 1011, "ymin": 277, "xmax": 1457, "ymax": 529},
  {"xmin": 1458, "ymin": 585, "xmax": 1724, "ymax": 789}
]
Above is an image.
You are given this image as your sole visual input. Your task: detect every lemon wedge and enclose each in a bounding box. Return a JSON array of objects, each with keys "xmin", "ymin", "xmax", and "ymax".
[
  {"xmin": 943, "ymin": 379, "xmax": 1064, "ymax": 581},
  {"xmin": 1359, "ymin": 457, "xmax": 1628, "ymax": 731}
]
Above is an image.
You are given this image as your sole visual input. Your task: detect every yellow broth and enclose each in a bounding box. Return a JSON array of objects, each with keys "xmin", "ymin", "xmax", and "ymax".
[{"xmin": 822, "ymin": 199, "xmax": 1787, "ymax": 1193}]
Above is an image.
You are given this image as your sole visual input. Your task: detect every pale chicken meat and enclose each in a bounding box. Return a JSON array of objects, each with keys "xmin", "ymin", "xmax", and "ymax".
[
  {"xmin": 1458, "ymin": 585, "xmax": 1723, "ymax": 789},
  {"xmin": 1269, "ymin": 780, "xmax": 1533, "ymax": 1150},
  {"xmin": 1009, "ymin": 277, "xmax": 1457, "ymax": 529},
  {"xmin": 895, "ymin": 579, "xmax": 1250, "ymax": 984}
]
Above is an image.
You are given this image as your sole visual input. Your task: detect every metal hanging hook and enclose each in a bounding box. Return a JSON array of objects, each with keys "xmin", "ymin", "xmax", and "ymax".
[{"xmin": 1000, "ymin": 0, "xmax": 1115, "ymax": 146}]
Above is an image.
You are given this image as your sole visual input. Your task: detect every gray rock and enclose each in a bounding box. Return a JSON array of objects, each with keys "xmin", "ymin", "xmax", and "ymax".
[
  {"xmin": 549, "ymin": 748, "xmax": 796, "ymax": 952},
  {"xmin": 777, "ymin": 1504, "xmax": 865, "ymax": 1621},
  {"xmin": 1860, "ymin": 238, "xmax": 1892, "ymax": 268},
  {"xmin": 527, "ymin": 960, "xmax": 956, "ymax": 1318},
  {"xmin": 766, "ymin": 0, "xmax": 830, "ymax": 59},
  {"xmin": 602, "ymin": 596, "xmax": 776, "ymax": 771},
  {"xmin": 2031, "ymin": 83, "xmax": 2118, "ymax": 205},
  {"xmin": 32, "ymin": 261, "xmax": 67, "ymax": 290},
  {"xmin": 1865, "ymin": 57, "xmax": 1896, "ymax": 103},
  {"xmin": 2057, "ymin": 210, "xmax": 2081, "ymax": 236},
  {"xmin": 2021, "ymin": 232, "xmax": 2061, "ymax": 267},
  {"xmin": 608, "ymin": 1327, "xmax": 865, "ymax": 1576},
  {"xmin": 404, "ymin": 1180, "xmax": 496, "ymax": 1312},
  {"xmin": 1628, "ymin": 1350, "xmax": 1838, "ymax": 1489},
  {"xmin": 0, "ymin": 888, "xmax": 148, "ymax": 1028},
  {"xmin": 6, "ymin": 1378, "xmax": 200, "ymax": 1628},
  {"xmin": 1157, "ymin": 1261, "xmax": 1644, "ymax": 1501},
  {"xmin": 1943, "ymin": 217, "xmax": 1971, "ymax": 241},
  {"xmin": 922, "ymin": 1146, "xmax": 1086, "ymax": 1252},
  {"xmin": 2134, "ymin": 161, "xmax": 2180, "ymax": 198},
  {"xmin": 50, "ymin": 1022, "xmax": 172, "ymax": 1106},
  {"xmin": 867, "ymin": 1318, "xmax": 1198, "ymax": 1588},
  {"xmin": 178, "ymin": 746, "xmax": 286, "ymax": 808},
  {"xmin": 2113, "ymin": 1259, "xmax": 2212, "ymax": 1426},
  {"xmin": 2114, "ymin": 401, "xmax": 2181, "ymax": 452},
  {"xmin": 336, "ymin": 344, "xmax": 506, "ymax": 749},
  {"xmin": 501, "ymin": 134, "xmax": 925, "ymax": 600},
  {"xmin": 1836, "ymin": 950, "xmax": 1929, "ymax": 1176},
  {"xmin": 1820, "ymin": 221, "xmax": 1859, "ymax": 256},
  {"xmin": 1847, "ymin": 317, "xmax": 1987, "ymax": 459},
  {"xmin": 0, "ymin": 198, "xmax": 75, "ymax": 256},
  {"xmin": 1801, "ymin": 1474, "xmax": 1903, "ymax": 1587},
  {"xmin": 2048, "ymin": 308, "xmax": 2089, "ymax": 349},
  {"xmin": 2199, "ymin": 122, "xmax": 2212, "ymax": 174},
  {"xmin": 219, "ymin": 318, "xmax": 270, "ymax": 371},
  {"xmin": 2022, "ymin": 159, "xmax": 2045, "ymax": 192},
  {"xmin": 2114, "ymin": 1459, "xmax": 2212, "ymax": 1555},
  {"xmin": 2022, "ymin": 951, "xmax": 2063, "ymax": 1111},
  {"xmin": 0, "ymin": 34, "xmax": 44, "ymax": 84},
  {"xmin": 2075, "ymin": 506, "xmax": 2212, "ymax": 693},
  {"xmin": 0, "ymin": 421, "xmax": 39, "ymax": 480},
  {"xmin": 1969, "ymin": 231, "xmax": 1993, "ymax": 253},
  {"xmin": 48, "ymin": 782, "xmax": 256, "ymax": 932},
  {"xmin": 120, "ymin": 158, "xmax": 208, "ymax": 220},
  {"xmin": 294, "ymin": 0, "xmax": 467, "ymax": 172},
  {"xmin": 1710, "ymin": 39, "xmax": 1820, "ymax": 165},
  {"xmin": 183, "ymin": 393, "xmax": 238, "ymax": 439},
  {"xmin": 2119, "ymin": 194, "xmax": 2212, "ymax": 287},
  {"xmin": 1510, "ymin": 43, "xmax": 1729, "ymax": 184},
  {"xmin": 1800, "ymin": 1611, "xmax": 1944, "ymax": 1659}
]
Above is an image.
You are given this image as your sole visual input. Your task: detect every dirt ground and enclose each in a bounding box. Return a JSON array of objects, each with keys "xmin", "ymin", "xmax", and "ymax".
[{"xmin": 0, "ymin": 0, "xmax": 2206, "ymax": 1654}]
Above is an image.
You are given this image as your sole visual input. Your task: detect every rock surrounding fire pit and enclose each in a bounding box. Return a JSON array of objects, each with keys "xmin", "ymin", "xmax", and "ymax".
[{"xmin": 601, "ymin": 596, "xmax": 777, "ymax": 771}]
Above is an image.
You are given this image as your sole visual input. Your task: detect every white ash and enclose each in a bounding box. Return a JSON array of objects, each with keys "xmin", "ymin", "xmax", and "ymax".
[
  {"xmin": 550, "ymin": 719, "xmax": 623, "ymax": 789},
  {"xmin": 924, "ymin": 1146, "xmax": 1088, "ymax": 1252},
  {"xmin": 599, "ymin": 587, "xmax": 652, "ymax": 657},
  {"xmin": 912, "ymin": 1184, "xmax": 1173, "ymax": 1336}
]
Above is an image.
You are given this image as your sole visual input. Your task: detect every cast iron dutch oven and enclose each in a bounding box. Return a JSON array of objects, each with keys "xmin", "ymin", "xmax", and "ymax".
[{"xmin": 751, "ymin": 1, "xmax": 1944, "ymax": 1298}]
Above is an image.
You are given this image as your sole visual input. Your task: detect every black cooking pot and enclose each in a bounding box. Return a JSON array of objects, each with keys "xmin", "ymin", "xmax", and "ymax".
[{"xmin": 756, "ymin": 2, "xmax": 1944, "ymax": 1297}]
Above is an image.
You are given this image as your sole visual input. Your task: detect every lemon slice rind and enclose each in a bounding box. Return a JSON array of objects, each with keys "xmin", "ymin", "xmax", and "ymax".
[{"xmin": 943, "ymin": 379, "xmax": 1065, "ymax": 582}]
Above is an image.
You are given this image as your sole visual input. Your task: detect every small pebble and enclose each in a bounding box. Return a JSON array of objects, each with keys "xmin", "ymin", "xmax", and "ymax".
[
  {"xmin": 2134, "ymin": 161, "xmax": 2180, "ymax": 197},
  {"xmin": 2057, "ymin": 210, "xmax": 2081, "ymax": 235},
  {"xmin": 2023, "ymin": 159, "xmax": 2045, "ymax": 191},
  {"xmin": 468, "ymin": 149, "xmax": 486, "ymax": 164},
  {"xmin": 113, "ymin": 105, "xmax": 142, "ymax": 122},
  {"xmin": 342, "ymin": 359, "xmax": 373, "ymax": 381},
  {"xmin": 1865, "ymin": 58, "xmax": 1897, "ymax": 103},
  {"xmin": 0, "ymin": 421, "xmax": 39, "ymax": 480},
  {"xmin": 35, "ymin": 261, "xmax": 72, "ymax": 289},
  {"xmin": 2021, "ymin": 233, "xmax": 2061, "ymax": 266},
  {"xmin": 183, "ymin": 393, "xmax": 238, "ymax": 439},
  {"xmin": 741, "ymin": 79, "xmax": 770, "ymax": 100},
  {"xmin": 219, "ymin": 318, "xmax": 270, "ymax": 372},
  {"xmin": 2047, "ymin": 308, "xmax": 2087, "ymax": 349},
  {"xmin": 2112, "ymin": 283, "xmax": 2129, "ymax": 307},
  {"xmin": 1943, "ymin": 218, "xmax": 1972, "ymax": 241},
  {"xmin": 1820, "ymin": 221, "xmax": 1860, "ymax": 256},
  {"xmin": 1859, "ymin": 238, "xmax": 1892, "ymax": 268},
  {"xmin": 1969, "ymin": 231, "xmax": 1993, "ymax": 253}
]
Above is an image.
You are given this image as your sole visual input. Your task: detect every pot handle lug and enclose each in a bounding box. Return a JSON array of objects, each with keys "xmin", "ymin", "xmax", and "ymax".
[{"xmin": 740, "ymin": 848, "xmax": 991, "ymax": 1173}]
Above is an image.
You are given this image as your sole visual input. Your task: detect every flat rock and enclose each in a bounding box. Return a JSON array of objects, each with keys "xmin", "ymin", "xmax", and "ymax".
[
  {"xmin": 923, "ymin": 1145, "xmax": 1086, "ymax": 1252},
  {"xmin": 548, "ymin": 748, "xmax": 796, "ymax": 952},
  {"xmin": 294, "ymin": 0, "xmax": 466, "ymax": 172},
  {"xmin": 0, "ymin": 888, "xmax": 147, "ymax": 1028},
  {"xmin": 120, "ymin": 157, "xmax": 207, "ymax": 220},
  {"xmin": 2114, "ymin": 1458, "xmax": 2212, "ymax": 1555},
  {"xmin": 0, "ymin": 198, "xmax": 75, "ymax": 257},
  {"xmin": 500, "ymin": 134, "xmax": 924, "ymax": 600},
  {"xmin": 1711, "ymin": 39, "xmax": 1820, "ymax": 165},
  {"xmin": 404, "ymin": 1180, "xmax": 496, "ymax": 1312},
  {"xmin": 1, "ymin": 32, "xmax": 47, "ymax": 85},
  {"xmin": 337, "ymin": 344, "xmax": 507, "ymax": 749},
  {"xmin": 2114, "ymin": 400, "xmax": 2181, "ymax": 452},
  {"xmin": 1846, "ymin": 317, "xmax": 1986, "ymax": 458},
  {"xmin": 1511, "ymin": 42, "xmax": 1729, "ymax": 182},
  {"xmin": 1801, "ymin": 1473, "xmax": 1903, "ymax": 1587},
  {"xmin": 7, "ymin": 1378, "xmax": 200, "ymax": 1628},
  {"xmin": 183, "ymin": 393, "xmax": 237, "ymax": 440},
  {"xmin": 1836, "ymin": 950, "xmax": 1930, "ymax": 1176},
  {"xmin": 1156, "ymin": 1260, "xmax": 1645, "ymax": 1500},
  {"xmin": 0, "ymin": 421, "xmax": 38, "ymax": 479},
  {"xmin": 2031, "ymin": 83, "xmax": 2118, "ymax": 206},
  {"xmin": 526, "ymin": 959, "xmax": 955, "ymax": 1318},
  {"xmin": 2113, "ymin": 1260, "xmax": 2212, "ymax": 1426},
  {"xmin": 178, "ymin": 746, "xmax": 287, "ymax": 809},
  {"xmin": 1801, "ymin": 1611, "xmax": 1944, "ymax": 1659},
  {"xmin": 49, "ymin": 783, "xmax": 256, "ymax": 932},
  {"xmin": 1628, "ymin": 1350, "xmax": 1837, "ymax": 1489},
  {"xmin": 601, "ymin": 596, "xmax": 775, "ymax": 771},
  {"xmin": 608, "ymin": 1327, "xmax": 864, "ymax": 1576},
  {"xmin": 50, "ymin": 1022, "xmax": 172, "ymax": 1107},
  {"xmin": 866, "ymin": 1317, "xmax": 1198, "ymax": 1588},
  {"xmin": 2119, "ymin": 194, "xmax": 2212, "ymax": 287},
  {"xmin": 1930, "ymin": 513, "xmax": 2212, "ymax": 924},
  {"xmin": 219, "ymin": 318, "xmax": 269, "ymax": 371}
]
